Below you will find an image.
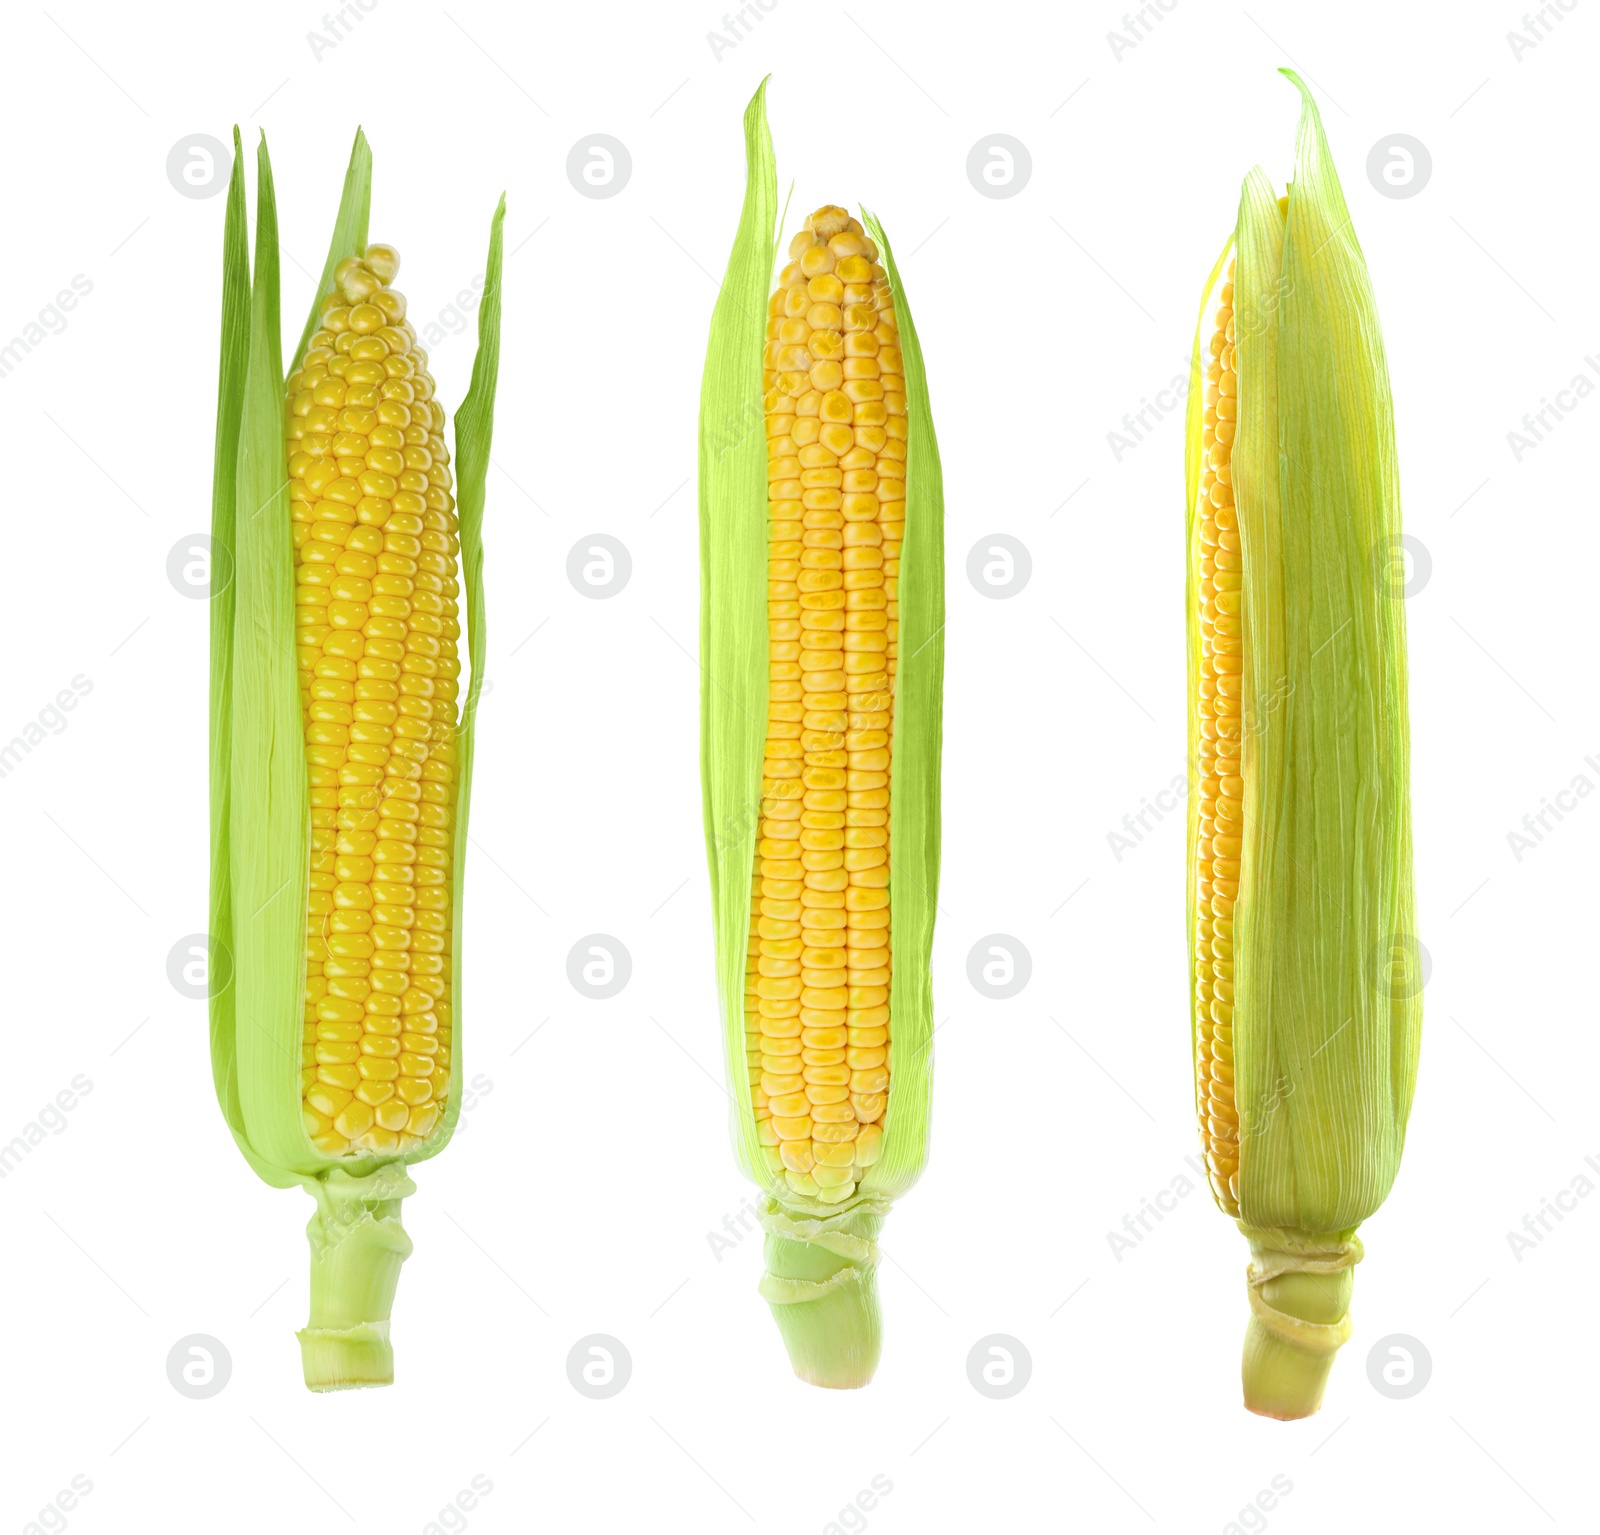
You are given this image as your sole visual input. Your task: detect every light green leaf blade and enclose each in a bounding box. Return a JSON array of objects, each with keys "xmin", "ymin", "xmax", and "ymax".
[
  {"xmin": 289, "ymin": 129, "xmax": 371, "ymax": 378},
  {"xmin": 699, "ymin": 77, "xmax": 779, "ymax": 1192},
  {"xmin": 859, "ymin": 207, "xmax": 943, "ymax": 1202},
  {"xmin": 414, "ymin": 192, "xmax": 505, "ymax": 1162},
  {"xmin": 227, "ymin": 133, "xmax": 315, "ymax": 1184},
  {"xmin": 208, "ymin": 127, "xmax": 271, "ymax": 1179}
]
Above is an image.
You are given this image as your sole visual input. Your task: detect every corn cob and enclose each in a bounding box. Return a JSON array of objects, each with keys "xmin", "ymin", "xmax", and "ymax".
[
  {"xmin": 292, "ymin": 247, "xmax": 459, "ymax": 1159},
  {"xmin": 747, "ymin": 202, "xmax": 900, "ymax": 1207},
  {"xmin": 209, "ymin": 127, "xmax": 504, "ymax": 1390},
  {"xmin": 1186, "ymin": 72, "xmax": 1421, "ymax": 1419},
  {"xmin": 700, "ymin": 81, "xmax": 943, "ymax": 1388}
]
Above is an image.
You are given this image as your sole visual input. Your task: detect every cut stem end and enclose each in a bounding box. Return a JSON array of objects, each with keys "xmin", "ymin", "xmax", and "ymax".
[
  {"xmin": 299, "ymin": 1323, "xmax": 396, "ymax": 1392},
  {"xmin": 297, "ymin": 1163, "xmax": 415, "ymax": 1392},
  {"xmin": 758, "ymin": 1196, "xmax": 888, "ymax": 1389},
  {"xmin": 1242, "ymin": 1315, "xmax": 1338, "ymax": 1419},
  {"xmin": 1238, "ymin": 1223, "xmax": 1362, "ymax": 1420}
]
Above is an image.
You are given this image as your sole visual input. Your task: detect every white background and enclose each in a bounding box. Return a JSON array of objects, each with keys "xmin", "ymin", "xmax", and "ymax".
[{"xmin": 0, "ymin": 1, "xmax": 1591, "ymax": 1530}]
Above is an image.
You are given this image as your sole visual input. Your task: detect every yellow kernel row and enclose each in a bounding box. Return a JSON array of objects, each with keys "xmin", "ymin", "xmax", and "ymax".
[{"xmin": 1195, "ymin": 259, "xmax": 1241, "ymax": 1216}]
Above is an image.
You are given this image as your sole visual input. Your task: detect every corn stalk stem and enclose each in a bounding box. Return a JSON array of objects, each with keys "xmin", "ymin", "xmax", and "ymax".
[
  {"xmin": 297, "ymin": 1163, "xmax": 416, "ymax": 1391},
  {"xmin": 757, "ymin": 1196, "xmax": 889, "ymax": 1389},
  {"xmin": 1239, "ymin": 1223, "xmax": 1363, "ymax": 1419}
]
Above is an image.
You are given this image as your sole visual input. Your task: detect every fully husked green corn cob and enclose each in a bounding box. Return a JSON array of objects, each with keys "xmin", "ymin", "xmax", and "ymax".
[
  {"xmin": 209, "ymin": 127, "xmax": 504, "ymax": 1390},
  {"xmin": 1187, "ymin": 73, "xmax": 1422, "ymax": 1419},
  {"xmin": 699, "ymin": 81, "xmax": 944, "ymax": 1388}
]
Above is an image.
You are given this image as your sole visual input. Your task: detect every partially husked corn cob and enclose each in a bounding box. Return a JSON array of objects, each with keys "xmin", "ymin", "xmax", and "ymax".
[
  {"xmin": 209, "ymin": 127, "xmax": 504, "ymax": 1390},
  {"xmin": 701, "ymin": 84, "xmax": 944, "ymax": 1389},
  {"xmin": 290, "ymin": 248, "xmax": 459, "ymax": 1160},
  {"xmin": 1186, "ymin": 73, "xmax": 1421, "ymax": 1420},
  {"xmin": 746, "ymin": 205, "xmax": 903, "ymax": 1209}
]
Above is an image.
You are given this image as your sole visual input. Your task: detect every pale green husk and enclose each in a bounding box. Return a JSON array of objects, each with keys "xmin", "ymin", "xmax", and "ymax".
[
  {"xmin": 209, "ymin": 127, "xmax": 504, "ymax": 1387},
  {"xmin": 1185, "ymin": 72, "xmax": 1421, "ymax": 1418},
  {"xmin": 698, "ymin": 80, "xmax": 944, "ymax": 1386}
]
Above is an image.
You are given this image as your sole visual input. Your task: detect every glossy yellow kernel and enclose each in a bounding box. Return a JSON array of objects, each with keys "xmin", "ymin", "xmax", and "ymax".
[{"xmin": 408, "ymin": 1102, "xmax": 441, "ymax": 1138}]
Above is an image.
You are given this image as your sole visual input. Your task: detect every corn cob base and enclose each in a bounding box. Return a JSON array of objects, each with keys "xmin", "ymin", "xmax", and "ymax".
[
  {"xmin": 757, "ymin": 1195, "xmax": 888, "ymax": 1388},
  {"xmin": 297, "ymin": 1164, "xmax": 416, "ymax": 1390},
  {"xmin": 1238, "ymin": 1225, "xmax": 1363, "ymax": 1419}
]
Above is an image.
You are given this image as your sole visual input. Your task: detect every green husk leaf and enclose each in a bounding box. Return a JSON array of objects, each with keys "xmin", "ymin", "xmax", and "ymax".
[
  {"xmin": 699, "ymin": 77, "xmax": 780, "ymax": 1192},
  {"xmin": 1230, "ymin": 71, "xmax": 1420, "ymax": 1234},
  {"xmin": 290, "ymin": 130, "xmax": 371, "ymax": 377},
  {"xmin": 225, "ymin": 132, "xmax": 314, "ymax": 1182},
  {"xmin": 858, "ymin": 207, "xmax": 941, "ymax": 1202},
  {"xmin": 208, "ymin": 127, "xmax": 266, "ymax": 1180},
  {"xmin": 212, "ymin": 130, "xmax": 375, "ymax": 1185},
  {"xmin": 416, "ymin": 191, "xmax": 505, "ymax": 1161}
]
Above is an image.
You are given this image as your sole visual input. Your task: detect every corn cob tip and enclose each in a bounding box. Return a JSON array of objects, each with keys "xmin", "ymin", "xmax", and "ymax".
[
  {"xmin": 1239, "ymin": 1226, "xmax": 1362, "ymax": 1419},
  {"xmin": 805, "ymin": 203, "xmax": 851, "ymax": 238},
  {"xmin": 362, "ymin": 242, "xmax": 400, "ymax": 283},
  {"xmin": 757, "ymin": 1198, "xmax": 886, "ymax": 1388}
]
